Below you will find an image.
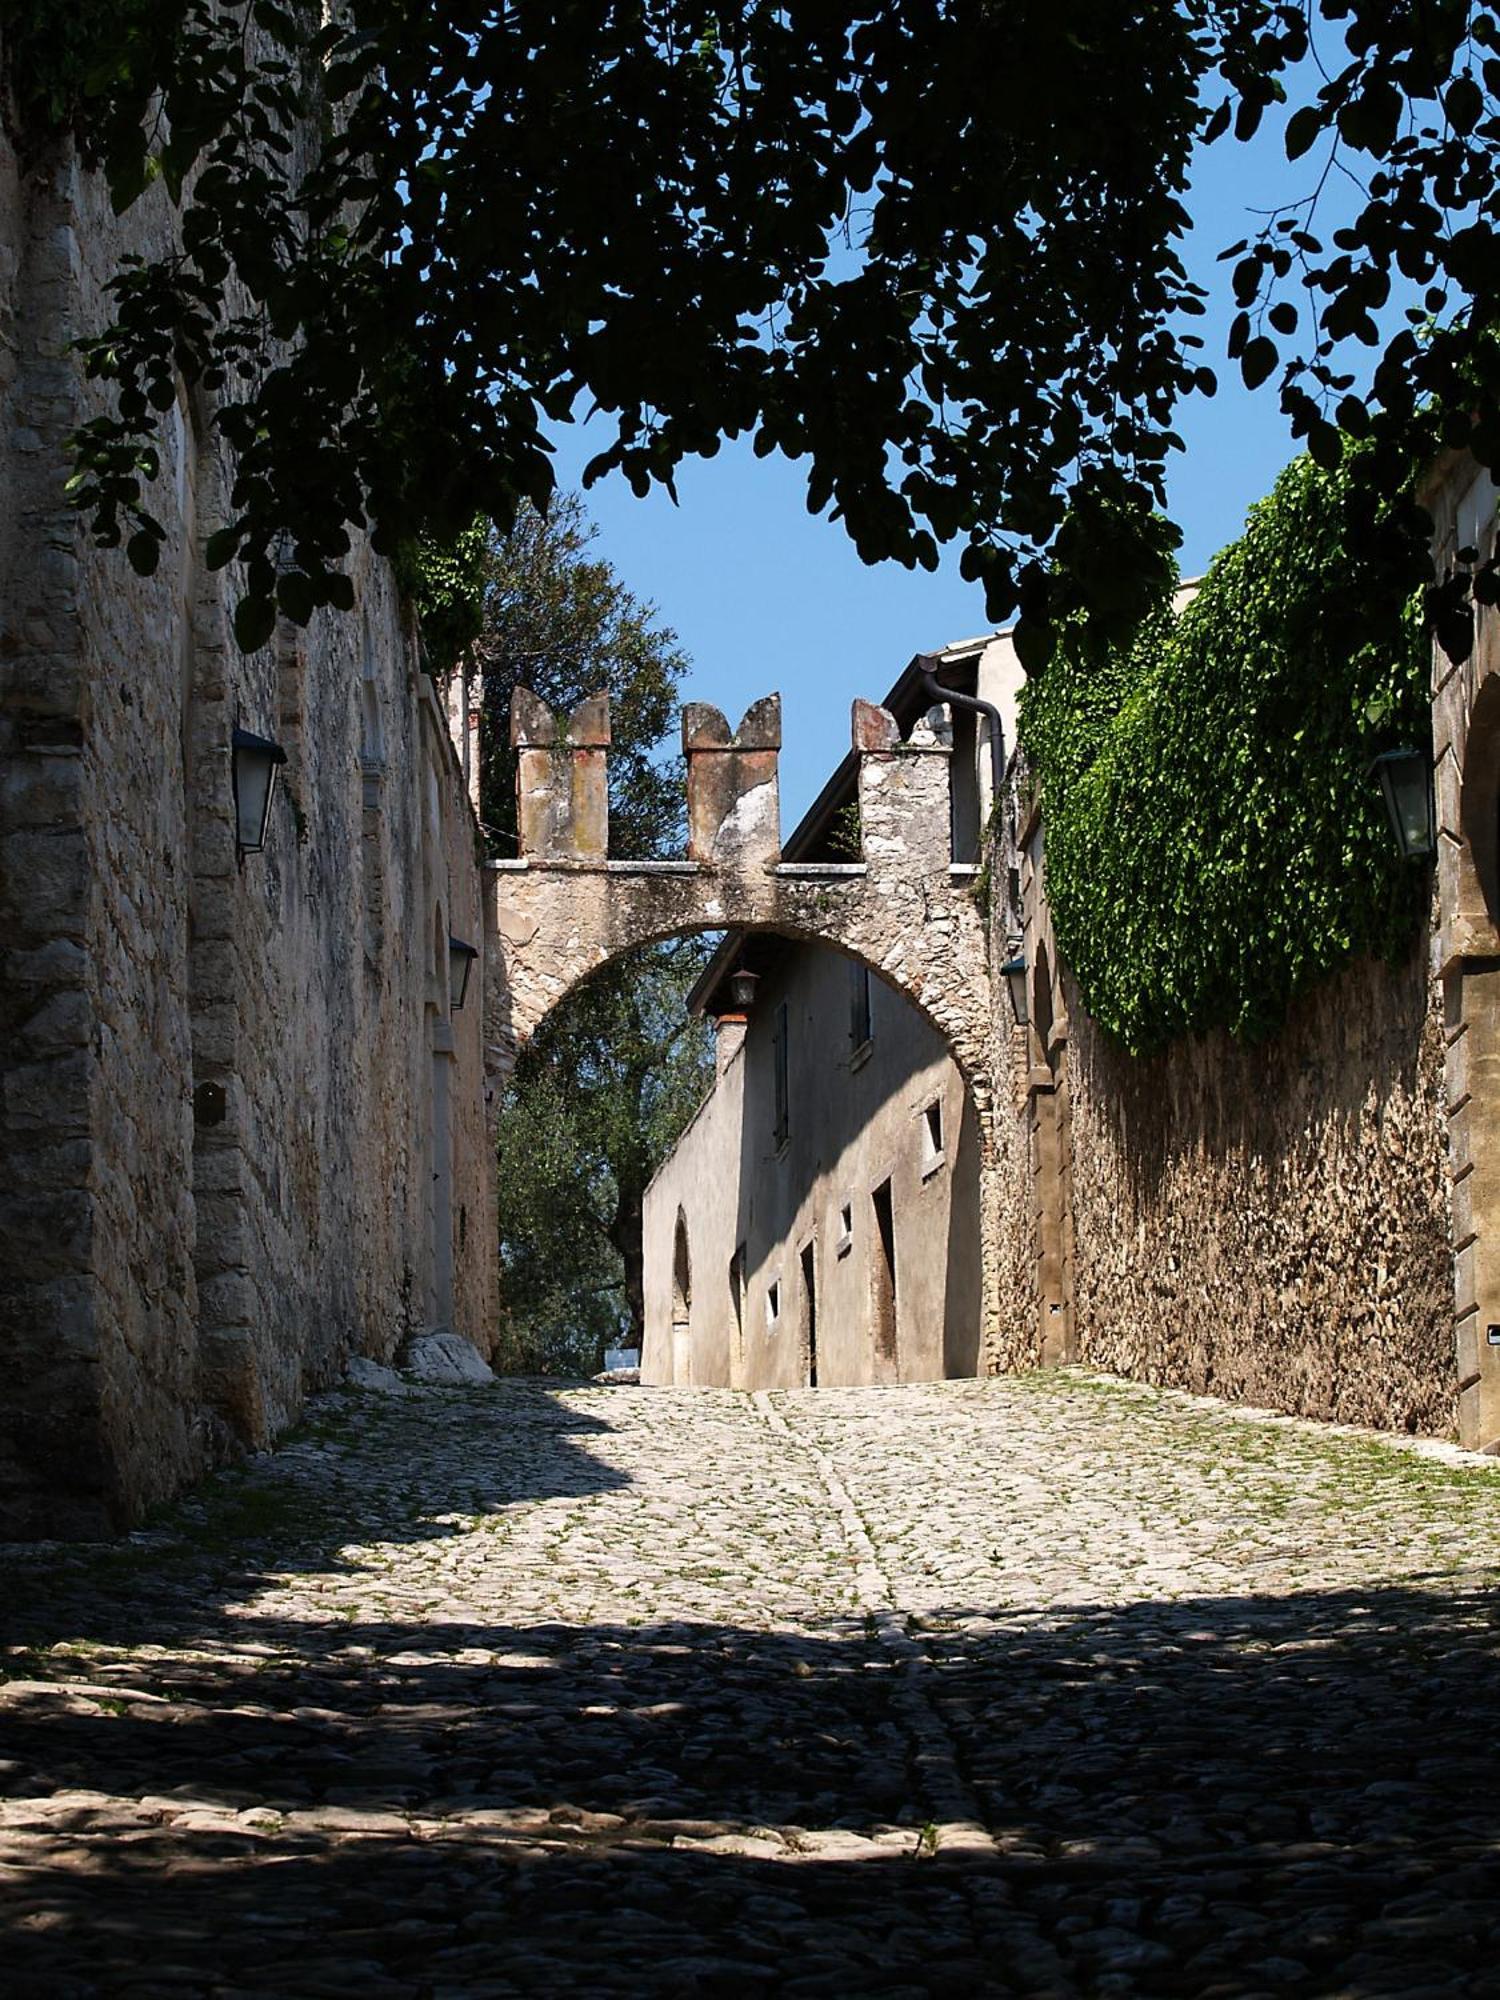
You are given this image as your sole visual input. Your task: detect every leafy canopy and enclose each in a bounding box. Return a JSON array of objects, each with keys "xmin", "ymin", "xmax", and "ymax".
[
  {"xmin": 9, "ymin": 0, "xmax": 1500, "ymax": 662},
  {"xmin": 1019, "ymin": 452, "xmax": 1432, "ymax": 1051}
]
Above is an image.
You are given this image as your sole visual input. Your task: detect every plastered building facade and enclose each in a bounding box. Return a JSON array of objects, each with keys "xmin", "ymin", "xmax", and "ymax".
[
  {"xmin": 641, "ymin": 936, "xmax": 984, "ymax": 1390},
  {"xmin": 1, "ymin": 129, "xmax": 496, "ymax": 1536}
]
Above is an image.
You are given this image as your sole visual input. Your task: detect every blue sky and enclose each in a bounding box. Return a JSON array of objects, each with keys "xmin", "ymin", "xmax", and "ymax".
[{"xmin": 547, "ymin": 84, "xmax": 1364, "ymax": 827}]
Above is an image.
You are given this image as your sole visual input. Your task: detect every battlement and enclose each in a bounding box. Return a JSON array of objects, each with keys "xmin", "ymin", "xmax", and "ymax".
[{"xmin": 508, "ymin": 687, "xmax": 954, "ymax": 869}]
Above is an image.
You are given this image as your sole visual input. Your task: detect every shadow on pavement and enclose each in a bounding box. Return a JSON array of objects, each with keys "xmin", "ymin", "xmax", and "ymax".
[
  {"xmin": 4, "ymin": 1384, "xmax": 1499, "ymax": 1994},
  {"xmin": 3, "ymin": 1577, "xmax": 1498, "ymax": 1996}
]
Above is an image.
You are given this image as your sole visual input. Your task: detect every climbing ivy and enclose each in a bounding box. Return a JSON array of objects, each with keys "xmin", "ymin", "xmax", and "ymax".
[
  {"xmin": 1019, "ymin": 455, "xmax": 1433, "ymax": 1052},
  {"xmin": 393, "ymin": 518, "xmax": 490, "ymax": 677}
]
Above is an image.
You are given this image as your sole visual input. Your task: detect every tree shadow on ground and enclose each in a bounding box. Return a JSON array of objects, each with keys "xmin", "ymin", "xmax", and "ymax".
[{"xmin": 3, "ymin": 1577, "xmax": 1499, "ymax": 1997}]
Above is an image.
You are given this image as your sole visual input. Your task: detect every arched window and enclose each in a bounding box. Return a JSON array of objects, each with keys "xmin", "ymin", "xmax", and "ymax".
[{"xmin": 672, "ymin": 1209, "xmax": 692, "ymax": 1328}]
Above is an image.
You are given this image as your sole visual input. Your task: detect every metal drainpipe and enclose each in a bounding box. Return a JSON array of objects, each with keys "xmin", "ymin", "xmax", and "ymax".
[{"xmin": 916, "ymin": 663, "xmax": 1006, "ymax": 808}]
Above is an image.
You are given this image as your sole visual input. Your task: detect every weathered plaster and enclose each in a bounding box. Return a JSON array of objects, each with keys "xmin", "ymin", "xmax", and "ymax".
[{"xmin": 640, "ymin": 943, "xmax": 984, "ymax": 1389}]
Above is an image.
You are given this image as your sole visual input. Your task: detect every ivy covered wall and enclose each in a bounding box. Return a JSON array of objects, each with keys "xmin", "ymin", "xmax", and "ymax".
[
  {"xmin": 1019, "ymin": 455, "xmax": 1431, "ymax": 1052},
  {"xmin": 1003, "ymin": 454, "xmax": 1454, "ymax": 1433}
]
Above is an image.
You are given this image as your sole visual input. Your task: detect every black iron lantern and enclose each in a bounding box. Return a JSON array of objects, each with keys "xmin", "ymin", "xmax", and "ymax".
[
  {"xmin": 1369, "ymin": 747, "xmax": 1436, "ymax": 861},
  {"xmin": 728, "ymin": 967, "xmax": 760, "ymax": 1012},
  {"xmin": 448, "ymin": 935, "xmax": 479, "ymax": 1011},
  {"xmin": 231, "ymin": 727, "xmax": 287, "ymax": 859},
  {"xmin": 1000, "ymin": 943, "xmax": 1029, "ymax": 1027}
]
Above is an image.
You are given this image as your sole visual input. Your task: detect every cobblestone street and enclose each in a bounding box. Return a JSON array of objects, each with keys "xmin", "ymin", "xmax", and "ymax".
[{"xmin": 4, "ymin": 1372, "xmax": 1500, "ymax": 1997}]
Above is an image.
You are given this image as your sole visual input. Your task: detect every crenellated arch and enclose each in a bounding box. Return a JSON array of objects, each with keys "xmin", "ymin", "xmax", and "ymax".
[{"xmin": 482, "ymin": 684, "xmax": 1004, "ymax": 1358}]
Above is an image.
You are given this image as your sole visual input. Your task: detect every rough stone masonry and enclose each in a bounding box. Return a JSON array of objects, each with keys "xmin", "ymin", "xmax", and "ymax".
[{"xmin": 0, "ymin": 124, "xmax": 495, "ymax": 1536}]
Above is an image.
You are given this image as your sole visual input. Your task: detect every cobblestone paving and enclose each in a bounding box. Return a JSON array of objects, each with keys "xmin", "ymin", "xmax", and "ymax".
[{"xmin": 4, "ymin": 1372, "xmax": 1500, "ymax": 1997}]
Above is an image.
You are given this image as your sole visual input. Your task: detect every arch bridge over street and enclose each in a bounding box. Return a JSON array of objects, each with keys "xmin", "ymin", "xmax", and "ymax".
[{"xmin": 483, "ymin": 687, "xmax": 1004, "ymax": 1357}]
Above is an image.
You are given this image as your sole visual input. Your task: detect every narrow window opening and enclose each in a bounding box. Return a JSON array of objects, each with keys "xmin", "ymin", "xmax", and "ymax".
[
  {"xmin": 949, "ymin": 706, "xmax": 980, "ymax": 863},
  {"xmin": 672, "ymin": 1211, "xmax": 692, "ymax": 1327},
  {"xmin": 672, "ymin": 1210, "xmax": 693, "ymax": 1385},
  {"xmin": 766, "ymin": 1278, "xmax": 781, "ymax": 1327},
  {"xmin": 871, "ymin": 1179, "xmax": 897, "ymax": 1373},
  {"xmin": 730, "ymin": 1244, "xmax": 745, "ymax": 1336},
  {"xmin": 849, "ymin": 961, "xmax": 872, "ymax": 1056},
  {"xmin": 836, "ymin": 1201, "xmax": 853, "ymax": 1257},
  {"xmin": 800, "ymin": 1241, "xmax": 818, "ymax": 1388},
  {"xmin": 921, "ymin": 1099, "xmax": 945, "ymax": 1176}
]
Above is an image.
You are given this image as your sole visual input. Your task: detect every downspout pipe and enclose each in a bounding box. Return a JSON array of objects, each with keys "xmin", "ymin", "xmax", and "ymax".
[{"xmin": 916, "ymin": 661, "xmax": 1005, "ymax": 807}]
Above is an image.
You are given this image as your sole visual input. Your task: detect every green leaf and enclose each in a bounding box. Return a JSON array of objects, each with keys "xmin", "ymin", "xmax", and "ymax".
[
  {"xmin": 1240, "ymin": 338, "xmax": 1278, "ymax": 390},
  {"xmin": 1306, "ymin": 420, "xmax": 1343, "ymax": 469},
  {"xmin": 234, "ymin": 593, "xmax": 277, "ymax": 654},
  {"xmin": 1445, "ymin": 74, "xmax": 1483, "ymax": 136},
  {"xmin": 1285, "ymin": 104, "xmax": 1324, "ymax": 161},
  {"xmin": 125, "ymin": 530, "xmax": 160, "ymax": 576},
  {"xmin": 275, "ymin": 570, "xmax": 315, "ymax": 625},
  {"xmin": 204, "ymin": 526, "xmax": 241, "ymax": 571}
]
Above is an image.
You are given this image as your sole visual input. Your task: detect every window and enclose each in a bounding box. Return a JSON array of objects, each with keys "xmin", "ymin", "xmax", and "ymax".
[
  {"xmin": 871, "ymin": 1179, "xmax": 897, "ymax": 1370},
  {"xmin": 772, "ymin": 999, "xmax": 790, "ymax": 1148},
  {"xmin": 730, "ymin": 1243, "xmax": 746, "ymax": 1335},
  {"xmin": 672, "ymin": 1210, "xmax": 692, "ymax": 1329},
  {"xmin": 800, "ymin": 1241, "xmax": 818, "ymax": 1388},
  {"xmin": 836, "ymin": 1201, "xmax": 853, "ymax": 1257},
  {"xmin": 921, "ymin": 1099, "xmax": 945, "ymax": 1177},
  {"xmin": 949, "ymin": 707, "xmax": 980, "ymax": 863},
  {"xmin": 849, "ymin": 961, "xmax": 872, "ymax": 1055},
  {"xmin": 766, "ymin": 1278, "xmax": 781, "ymax": 1327}
]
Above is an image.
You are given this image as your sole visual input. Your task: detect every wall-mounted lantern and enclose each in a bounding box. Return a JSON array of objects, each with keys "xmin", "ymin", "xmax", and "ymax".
[
  {"xmin": 728, "ymin": 967, "xmax": 761, "ymax": 1012},
  {"xmin": 231, "ymin": 727, "xmax": 287, "ymax": 860},
  {"xmin": 1001, "ymin": 941, "xmax": 1029, "ymax": 1027},
  {"xmin": 1368, "ymin": 747, "xmax": 1436, "ymax": 861},
  {"xmin": 448, "ymin": 935, "xmax": 479, "ymax": 1012}
]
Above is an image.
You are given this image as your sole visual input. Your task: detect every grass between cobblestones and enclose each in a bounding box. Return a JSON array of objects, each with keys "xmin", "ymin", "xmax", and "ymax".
[{"xmin": 2, "ymin": 1371, "xmax": 1499, "ymax": 1996}]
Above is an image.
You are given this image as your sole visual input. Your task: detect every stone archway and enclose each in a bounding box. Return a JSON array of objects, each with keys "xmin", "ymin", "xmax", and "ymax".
[{"xmin": 483, "ymin": 688, "xmax": 1003, "ymax": 1357}]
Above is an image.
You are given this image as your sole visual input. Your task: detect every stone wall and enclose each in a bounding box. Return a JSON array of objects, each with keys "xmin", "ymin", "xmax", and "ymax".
[
  {"xmin": 1062, "ymin": 945, "xmax": 1452, "ymax": 1433},
  {"xmin": 1, "ymin": 127, "xmax": 495, "ymax": 1536},
  {"xmin": 982, "ymin": 792, "xmax": 1066, "ymax": 1379},
  {"xmin": 991, "ymin": 751, "xmax": 1454, "ymax": 1435},
  {"xmin": 1425, "ymin": 454, "xmax": 1500, "ymax": 1447}
]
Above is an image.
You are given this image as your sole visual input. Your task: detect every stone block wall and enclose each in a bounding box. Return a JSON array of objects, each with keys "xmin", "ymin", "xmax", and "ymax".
[
  {"xmin": 0, "ymin": 141, "xmax": 203, "ymax": 1534},
  {"xmin": 1062, "ymin": 946, "xmax": 1452, "ymax": 1433},
  {"xmin": 1, "ymin": 128, "xmax": 495, "ymax": 1535},
  {"xmin": 1426, "ymin": 453, "xmax": 1500, "ymax": 1446}
]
